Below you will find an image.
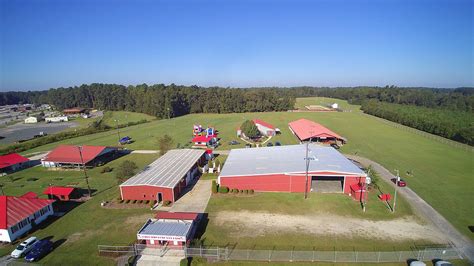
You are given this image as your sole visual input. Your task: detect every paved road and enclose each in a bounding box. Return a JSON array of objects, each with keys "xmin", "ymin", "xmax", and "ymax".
[
  {"xmin": 346, "ymin": 154, "xmax": 474, "ymax": 262},
  {"xmin": 170, "ymin": 180, "xmax": 212, "ymax": 213}
]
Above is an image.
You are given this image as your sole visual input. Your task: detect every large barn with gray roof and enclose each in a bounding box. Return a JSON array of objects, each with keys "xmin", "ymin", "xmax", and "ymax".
[
  {"xmin": 120, "ymin": 149, "xmax": 205, "ymax": 203},
  {"xmin": 218, "ymin": 144, "xmax": 366, "ymax": 196}
]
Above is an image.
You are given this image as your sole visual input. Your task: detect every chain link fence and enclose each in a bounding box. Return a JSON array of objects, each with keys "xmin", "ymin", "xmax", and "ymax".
[{"xmin": 98, "ymin": 245, "xmax": 463, "ymax": 263}]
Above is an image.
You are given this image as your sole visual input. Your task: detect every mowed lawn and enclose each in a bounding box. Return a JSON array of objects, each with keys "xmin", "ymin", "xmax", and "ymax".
[
  {"xmin": 17, "ymin": 98, "xmax": 474, "ymax": 240},
  {"xmin": 201, "ymin": 178, "xmax": 431, "ymax": 251},
  {"xmin": 101, "ymin": 110, "xmax": 156, "ymax": 127},
  {"xmin": 0, "ymin": 153, "xmax": 159, "ymax": 265}
]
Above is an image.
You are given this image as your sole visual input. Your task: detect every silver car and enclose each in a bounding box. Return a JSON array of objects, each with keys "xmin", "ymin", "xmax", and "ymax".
[{"xmin": 10, "ymin": 237, "xmax": 37, "ymax": 258}]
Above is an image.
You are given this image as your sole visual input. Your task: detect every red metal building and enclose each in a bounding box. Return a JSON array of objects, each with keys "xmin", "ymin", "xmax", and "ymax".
[
  {"xmin": 41, "ymin": 145, "xmax": 118, "ymax": 168},
  {"xmin": 0, "ymin": 153, "xmax": 30, "ymax": 173},
  {"xmin": 218, "ymin": 144, "xmax": 366, "ymax": 197},
  {"xmin": 288, "ymin": 118, "xmax": 346, "ymax": 144},
  {"xmin": 120, "ymin": 149, "xmax": 205, "ymax": 203}
]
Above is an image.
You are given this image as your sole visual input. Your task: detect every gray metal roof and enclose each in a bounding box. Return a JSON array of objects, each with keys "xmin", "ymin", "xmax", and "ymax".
[
  {"xmin": 138, "ymin": 219, "xmax": 192, "ymax": 237},
  {"xmin": 120, "ymin": 149, "xmax": 205, "ymax": 188},
  {"xmin": 219, "ymin": 144, "xmax": 366, "ymax": 177}
]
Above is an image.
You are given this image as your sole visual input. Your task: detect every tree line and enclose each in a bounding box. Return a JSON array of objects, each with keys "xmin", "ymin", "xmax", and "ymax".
[
  {"xmin": 361, "ymin": 99, "xmax": 473, "ymax": 145},
  {"xmin": 286, "ymin": 86, "xmax": 473, "ymax": 112},
  {"xmin": 0, "ymin": 84, "xmax": 295, "ymax": 118}
]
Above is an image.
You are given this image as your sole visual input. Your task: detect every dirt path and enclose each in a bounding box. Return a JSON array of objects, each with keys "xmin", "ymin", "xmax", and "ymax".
[
  {"xmin": 345, "ymin": 154, "xmax": 474, "ymax": 262},
  {"xmin": 214, "ymin": 210, "xmax": 446, "ymax": 243}
]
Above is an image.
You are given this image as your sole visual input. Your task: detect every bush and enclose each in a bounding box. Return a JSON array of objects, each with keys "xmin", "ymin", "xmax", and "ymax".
[
  {"xmin": 138, "ymin": 200, "xmax": 143, "ymax": 204},
  {"xmin": 125, "ymin": 200, "xmax": 130, "ymax": 204},
  {"xmin": 101, "ymin": 166, "xmax": 113, "ymax": 173},
  {"xmin": 132, "ymin": 200, "xmax": 137, "ymax": 204},
  {"xmin": 249, "ymin": 189, "xmax": 254, "ymax": 194},
  {"xmin": 120, "ymin": 200, "xmax": 124, "ymax": 203},
  {"xmin": 211, "ymin": 180, "xmax": 218, "ymax": 194},
  {"xmin": 163, "ymin": 200, "xmax": 172, "ymax": 206},
  {"xmin": 240, "ymin": 189, "xmax": 244, "ymax": 193},
  {"xmin": 244, "ymin": 189, "xmax": 249, "ymax": 194},
  {"xmin": 218, "ymin": 186, "xmax": 229, "ymax": 193},
  {"xmin": 145, "ymin": 200, "xmax": 150, "ymax": 204}
]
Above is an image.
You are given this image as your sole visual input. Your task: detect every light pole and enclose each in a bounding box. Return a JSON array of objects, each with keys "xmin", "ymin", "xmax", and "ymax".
[
  {"xmin": 77, "ymin": 146, "xmax": 92, "ymax": 197},
  {"xmin": 393, "ymin": 169, "xmax": 399, "ymax": 213}
]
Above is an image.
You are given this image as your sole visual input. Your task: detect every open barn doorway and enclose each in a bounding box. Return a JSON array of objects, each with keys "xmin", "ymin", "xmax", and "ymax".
[{"xmin": 311, "ymin": 176, "xmax": 344, "ymax": 193}]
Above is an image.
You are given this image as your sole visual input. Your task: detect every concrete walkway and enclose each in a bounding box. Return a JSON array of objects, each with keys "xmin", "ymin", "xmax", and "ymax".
[
  {"xmin": 170, "ymin": 179, "xmax": 212, "ymax": 213},
  {"xmin": 346, "ymin": 154, "xmax": 474, "ymax": 262},
  {"xmin": 135, "ymin": 249, "xmax": 184, "ymax": 266}
]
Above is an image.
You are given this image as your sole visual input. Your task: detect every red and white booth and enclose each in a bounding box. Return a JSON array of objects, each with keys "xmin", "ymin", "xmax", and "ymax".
[{"xmin": 137, "ymin": 212, "xmax": 199, "ymax": 248}]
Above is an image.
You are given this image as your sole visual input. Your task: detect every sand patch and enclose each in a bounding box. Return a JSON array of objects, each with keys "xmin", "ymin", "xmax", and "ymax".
[{"xmin": 214, "ymin": 211, "xmax": 446, "ymax": 243}]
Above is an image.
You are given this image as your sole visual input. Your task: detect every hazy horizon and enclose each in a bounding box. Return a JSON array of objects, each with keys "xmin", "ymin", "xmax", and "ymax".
[{"xmin": 1, "ymin": 0, "xmax": 473, "ymax": 91}]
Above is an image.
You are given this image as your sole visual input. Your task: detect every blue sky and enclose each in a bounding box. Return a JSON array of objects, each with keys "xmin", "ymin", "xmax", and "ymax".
[{"xmin": 0, "ymin": 0, "xmax": 472, "ymax": 91}]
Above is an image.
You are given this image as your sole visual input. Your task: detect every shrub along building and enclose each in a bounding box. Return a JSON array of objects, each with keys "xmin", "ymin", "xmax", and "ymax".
[
  {"xmin": 120, "ymin": 149, "xmax": 206, "ymax": 203},
  {"xmin": 288, "ymin": 118, "xmax": 346, "ymax": 145},
  {"xmin": 41, "ymin": 145, "xmax": 119, "ymax": 168},
  {"xmin": 0, "ymin": 153, "xmax": 30, "ymax": 174},
  {"xmin": 0, "ymin": 192, "xmax": 54, "ymax": 243},
  {"xmin": 218, "ymin": 144, "xmax": 366, "ymax": 197}
]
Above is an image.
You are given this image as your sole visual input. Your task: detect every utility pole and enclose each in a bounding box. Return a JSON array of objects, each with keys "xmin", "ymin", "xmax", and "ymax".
[
  {"xmin": 78, "ymin": 146, "xmax": 92, "ymax": 197},
  {"xmin": 304, "ymin": 132, "xmax": 314, "ymax": 199},
  {"xmin": 114, "ymin": 119, "xmax": 121, "ymax": 143},
  {"xmin": 304, "ymin": 141, "xmax": 309, "ymax": 199},
  {"xmin": 393, "ymin": 169, "xmax": 399, "ymax": 213}
]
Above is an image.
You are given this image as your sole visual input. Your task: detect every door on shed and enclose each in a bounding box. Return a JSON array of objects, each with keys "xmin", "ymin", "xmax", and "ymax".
[{"xmin": 311, "ymin": 176, "xmax": 344, "ymax": 193}]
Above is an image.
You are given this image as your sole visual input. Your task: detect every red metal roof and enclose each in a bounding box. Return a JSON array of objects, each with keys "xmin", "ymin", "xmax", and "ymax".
[
  {"xmin": 0, "ymin": 153, "xmax": 29, "ymax": 170},
  {"xmin": 192, "ymin": 136, "xmax": 212, "ymax": 143},
  {"xmin": 42, "ymin": 186, "xmax": 75, "ymax": 197},
  {"xmin": 0, "ymin": 195, "xmax": 54, "ymax": 229},
  {"xmin": 42, "ymin": 145, "xmax": 108, "ymax": 164},
  {"xmin": 20, "ymin": 192, "xmax": 38, "ymax": 199},
  {"xmin": 252, "ymin": 119, "xmax": 275, "ymax": 130},
  {"xmin": 288, "ymin": 119, "xmax": 343, "ymax": 141},
  {"xmin": 155, "ymin": 211, "xmax": 199, "ymax": 221}
]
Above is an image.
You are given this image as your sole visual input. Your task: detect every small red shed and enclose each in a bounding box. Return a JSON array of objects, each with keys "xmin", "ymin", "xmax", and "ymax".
[{"xmin": 43, "ymin": 186, "xmax": 76, "ymax": 201}]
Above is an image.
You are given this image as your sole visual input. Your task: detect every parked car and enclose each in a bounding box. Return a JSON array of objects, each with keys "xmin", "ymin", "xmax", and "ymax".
[
  {"xmin": 228, "ymin": 140, "xmax": 240, "ymax": 145},
  {"xmin": 391, "ymin": 178, "xmax": 407, "ymax": 187},
  {"xmin": 330, "ymin": 143, "xmax": 340, "ymax": 149},
  {"xmin": 11, "ymin": 237, "xmax": 38, "ymax": 258},
  {"xmin": 434, "ymin": 260, "xmax": 452, "ymax": 266},
  {"xmin": 266, "ymin": 142, "xmax": 273, "ymax": 147},
  {"xmin": 24, "ymin": 240, "xmax": 54, "ymax": 262},
  {"xmin": 275, "ymin": 141, "xmax": 281, "ymax": 146}
]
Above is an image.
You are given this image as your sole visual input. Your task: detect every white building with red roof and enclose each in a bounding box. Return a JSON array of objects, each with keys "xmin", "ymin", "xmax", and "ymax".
[
  {"xmin": 252, "ymin": 119, "xmax": 277, "ymax": 136},
  {"xmin": 0, "ymin": 193, "xmax": 54, "ymax": 243},
  {"xmin": 41, "ymin": 145, "xmax": 118, "ymax": 168}
]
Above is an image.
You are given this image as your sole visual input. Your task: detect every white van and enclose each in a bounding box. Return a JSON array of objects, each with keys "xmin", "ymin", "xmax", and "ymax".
[{"xmin": 10, "ymin": 237, "xmax": 38, "ymax": 258}]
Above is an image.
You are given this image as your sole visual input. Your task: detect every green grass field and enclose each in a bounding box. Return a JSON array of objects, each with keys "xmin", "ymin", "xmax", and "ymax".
[
  {"xmin": 1, "ymin": 97, "xmax": 472, "ymax": 264},
  {"xmin": 101, "ymin": 110, "xmax": 156, "ymax": 127},
  {"xmin": 16, "ymin": 98, "xmax": 473, "ymax": 240},
  {"xmin": 0, "ymin": 153, "xmax": 159, "ymax": 264},
  {"xmin": 201, "ymin": 178, "xmax": 428, "ymax": 251}
]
